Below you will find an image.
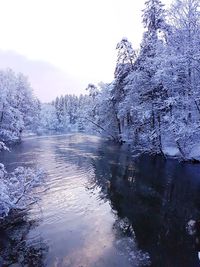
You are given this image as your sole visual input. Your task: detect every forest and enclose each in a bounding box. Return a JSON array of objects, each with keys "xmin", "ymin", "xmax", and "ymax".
[
  {"xmin": 0, "ymin": 0, "xmax": 200, "ymax": 216},
  {"xmin": 1, "ymin": 1, "xmax": 200, "ymax": 266},
  {"xmin": 1, "ymin": 0, "xmax": 200, "ymax": 161},
  {"xmin": 25, "ymin": 0, "xmax": 200, "ymax": 162}
]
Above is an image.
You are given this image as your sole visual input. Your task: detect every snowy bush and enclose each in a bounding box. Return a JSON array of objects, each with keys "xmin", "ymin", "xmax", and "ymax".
[
  {"xmin": 0, "ymin": 164, "xmax": 45, "ymax": 219},
  {"xmin": 0, "ymin": 141, "xmax": 9, "ymax": 152}
]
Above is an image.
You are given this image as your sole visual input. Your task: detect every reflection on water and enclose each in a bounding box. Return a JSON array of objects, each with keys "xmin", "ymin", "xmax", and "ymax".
[
  {"xmin": 0, "ymin": 211, "xmax": 47, "ymax": 266},
  {"xmin": 0, "ymin": 134, "xmax": 200, "ymax": 266}
]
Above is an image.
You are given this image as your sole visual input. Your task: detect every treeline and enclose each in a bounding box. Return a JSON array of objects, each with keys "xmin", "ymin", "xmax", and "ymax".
[
  {"xmin": 0, "ymin": 69, "xmax": 94, "ymax": 138},
  {"xmin": 37, "ymin": 94, "xmax": 91, "ymax": 133},
  {"xmin": 1, "ymin": 0, "xmax": 200, "ymax": 162},
  {"xmin": 0, "ymin": 69, "xmax": 96, "ymax": 139},
  {"xmin": 39, "ymin": 0, "xmax": 200, "ymax": 160},
  {"xmin": 85, "ymin": 0, "xmax": 200, "ymax": 160}
]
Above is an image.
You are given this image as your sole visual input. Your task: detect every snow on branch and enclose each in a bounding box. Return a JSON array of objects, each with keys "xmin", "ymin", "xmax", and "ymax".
[{"xmin": 0, "ymin": 164, "xmax": 45, "ymax": 219}]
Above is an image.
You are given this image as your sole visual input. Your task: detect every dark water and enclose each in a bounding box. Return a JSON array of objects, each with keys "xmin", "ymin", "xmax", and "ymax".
[{"xmin": 0, "ymin": 134, "xmax": 200, "ymax": 267}]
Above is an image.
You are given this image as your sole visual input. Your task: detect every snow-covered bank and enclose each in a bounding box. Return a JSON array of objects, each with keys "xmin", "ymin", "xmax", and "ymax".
[
  {"xmin": 163, "ymin": 147, "xmax": 180, "ymax": 158},
  {"xmin": 161, "ymin": 145, "xmax": 200, "ymax": 162},
  {"xmin": 188, "ymin": 146, "xmax": 200, "ymax": 162},
  {"xmin": 131, "ymin": 143, "xmax": 200, "ymax": 163}
]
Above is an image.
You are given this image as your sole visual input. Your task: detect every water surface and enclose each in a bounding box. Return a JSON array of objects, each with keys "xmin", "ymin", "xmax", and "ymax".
[{"xmin": 0, "ymin": 133, "xmax": 200, "ymax": 267}]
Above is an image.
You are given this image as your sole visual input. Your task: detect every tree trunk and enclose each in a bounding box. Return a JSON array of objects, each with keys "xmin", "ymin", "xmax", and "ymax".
[
  {"xmin": 151, "ymin": 105, "xmax": 156, "ymax": 147},
  {"xmin": 127, "ymin": 112, "xmax": 131, "ymax": 126},
  {"xmin": 81, "ymin": 117, "xmax": 118, "ymax": 142},
  {"xmin": 157, "ymin": 114, "xmax": 165, "ymax": 158},
  {"xmin": 0, "ymin": 103, "xmax": 5, "ymax": 125},
  {"xmin": 117, "ymin": 117, "xmax": 122, "ymax": 136},
  {"xmin": 194, "ymin": 99, "xmax": 200, "ymax": 116},
  {"xmin": 176, "ymin": 139, "xmax": 186, "ymax": 160}
]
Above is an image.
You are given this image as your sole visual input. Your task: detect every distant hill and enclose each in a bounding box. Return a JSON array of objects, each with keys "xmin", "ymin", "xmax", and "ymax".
[{"xmin": 0, "ymin": 50, "xmax": 86, "ymax": 102}]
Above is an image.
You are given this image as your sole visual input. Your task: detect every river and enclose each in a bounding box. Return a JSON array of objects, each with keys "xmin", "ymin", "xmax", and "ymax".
[{"xmin": 0, "ymin": 133, "xmax": 200, "ymax": 267}]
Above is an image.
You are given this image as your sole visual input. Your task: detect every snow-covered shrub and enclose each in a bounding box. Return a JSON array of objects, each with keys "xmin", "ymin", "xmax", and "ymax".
[
  {"xmin": 0, "ymin": 141, "xmax": 10, "ymax": 152},
  {"xmin": 0, "ymin": 164, "xmax": 45, "ymax": 219}
]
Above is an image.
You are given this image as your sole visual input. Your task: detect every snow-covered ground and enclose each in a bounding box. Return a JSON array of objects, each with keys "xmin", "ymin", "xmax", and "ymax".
[
  {"xmin": 163, "ymin": 146, "xmax": 180, "ymax": 158},
  {"xmin": 163, "ymin": 145, "xmax": 200, "ymax": 162},
  {"xmin": 188, "ymin": 146, "xmax": 200, "ymax": 162}
]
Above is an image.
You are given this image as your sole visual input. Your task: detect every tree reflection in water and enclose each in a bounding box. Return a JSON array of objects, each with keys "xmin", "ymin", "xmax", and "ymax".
[
  {"xmin": 1, "ymin": 135, "xmax": 200, "ymax": 266},
  {"xmin": 88, "ymin": 141, "xmax": 200, "ymax": 267},
  {"xmin": 0, "ymin": 210, "xmax": 48, "ymax": 266}
]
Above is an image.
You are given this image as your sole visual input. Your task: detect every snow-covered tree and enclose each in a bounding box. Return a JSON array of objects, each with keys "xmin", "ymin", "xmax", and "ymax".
[
  {"xmin": 38, "ymin": 104, "xmax": 59, "ymax": 133},
  {"xmin": 0, "ymin": 69, "xmax": 39, "ymax": 142},
  {"xmin": 19, "ymin": 0, "xmax": 200, "ymax": 161},
  {"xmin": 115, "ymin": 38, "xmax": 136, "ymax": 78},
  {"xmin": 142, "ymin": 0, "xmax": 166, "ymax": 31}
]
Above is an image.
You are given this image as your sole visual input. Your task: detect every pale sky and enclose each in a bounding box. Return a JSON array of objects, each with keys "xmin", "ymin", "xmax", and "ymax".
[{"xmin": 0, "ymin": 0, "xmax": 172, "ymax": 102}]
